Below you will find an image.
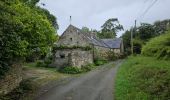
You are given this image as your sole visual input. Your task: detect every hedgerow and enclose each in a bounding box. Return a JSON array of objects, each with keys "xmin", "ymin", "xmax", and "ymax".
[{"xmin": 142, "ymin": 29, "xmax": 170, "ymax": 60}]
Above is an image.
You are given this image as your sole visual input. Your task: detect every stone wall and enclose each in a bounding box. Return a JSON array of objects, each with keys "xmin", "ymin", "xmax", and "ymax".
[
  {"xmin": 0, "ymin": 63, "xmax": 22, "ymax": 95},
  {"xmin": 94, "ymin": 46, "xmax": 111, "ymax": 60},
  {"xmin": 53, "ymin": 50, "xmax": 70, "ymax": 68},
  {"xmin": 53, "ymin": 49, "xmax": 93, "ymax": 68},
  {"xmin": 113, "ymin": 49, "xmax": 121, "ymax": 54},
  {"xmin": 57, "ymin": 25, "xmax": 90, "ymax": 47},
  {"xmin": 69, "ymin": 49, "xmax": 93, "ymax": 68}
]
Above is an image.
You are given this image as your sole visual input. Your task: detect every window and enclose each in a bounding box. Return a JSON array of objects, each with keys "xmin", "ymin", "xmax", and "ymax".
[
  {"xmin": 70, "ymin": 38, "xmax": 72, "ymax": 41},
  {"xmin": 60, "ymin": 54, "xmax": 65, "ymax": 58}
]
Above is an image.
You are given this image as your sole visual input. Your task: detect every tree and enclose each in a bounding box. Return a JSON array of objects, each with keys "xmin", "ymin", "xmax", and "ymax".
[
  {"xmin": 81, "ymin": 27, "xmax": 90, "ymax": 33},
  {"xmin": 98, "ymin": 18, "xmax": 123, "ymax": 39},
  {"xmin": 0, "ymin": 0, "xmax": 57, "ymax": 77},
  {"xmin": 122, "ymin": 23, "xmax": 155, "ymax": 54},
  {"xmin": 20, "ymin": 0, "xmax": 59, "ymax": 30},
  {"xmin": 35, "ymin": 7, "xmax": 59, "ymax": 30},
  {"xmin": 121, "ymin": 30, "xmax": 131, "ymax": 55},
  {"xmin": 135, "ymin": 23, "xmax": 155, "ymax": 41},
  {"xmin": 20, "ymin": 0, "xmax": 40, "ymax": 6},
  {"xmin": 154, "ymin": 19, "xmax": 170, "ymax": 36}
]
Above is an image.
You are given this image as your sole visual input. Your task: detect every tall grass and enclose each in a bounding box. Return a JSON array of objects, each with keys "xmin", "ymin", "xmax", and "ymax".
[
  {"xmin": 115, "ymin": 56, "xmax": 170, "ymax": 100},
  {"xmin": 142, "ymin": 30, "xmax": 170, "ymax": 60}
]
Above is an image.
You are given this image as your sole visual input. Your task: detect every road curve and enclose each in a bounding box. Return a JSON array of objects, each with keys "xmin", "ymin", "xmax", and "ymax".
[{"xmin": 35, "ymin": 60, "xmax": 122, "ymax": 100}]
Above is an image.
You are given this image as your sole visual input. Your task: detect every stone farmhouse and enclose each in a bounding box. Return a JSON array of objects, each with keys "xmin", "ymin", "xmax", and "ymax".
[{"xmin": 53, "ymin": 25, "xmax": 124, "ymax": 68}]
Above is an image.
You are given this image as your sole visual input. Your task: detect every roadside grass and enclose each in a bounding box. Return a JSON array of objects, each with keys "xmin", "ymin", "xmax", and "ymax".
[{"xmin": 115, "ymin": 56, "xmax": 170, "ymax": 100}]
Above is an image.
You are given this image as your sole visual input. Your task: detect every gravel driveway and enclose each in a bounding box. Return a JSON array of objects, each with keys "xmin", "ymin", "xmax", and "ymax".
[{"xmin": 35, "ymin": 60, "xmax": 122, "ymax": 100}]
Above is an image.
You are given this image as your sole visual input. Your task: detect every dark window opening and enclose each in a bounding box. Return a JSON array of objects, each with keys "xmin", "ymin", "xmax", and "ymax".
[
  {"xmin": 60, "ymin": 54, "xmax": 65, "ymax": 58},
  {"xmin": 70, "ymin": 38, "xmax": 72, "ymax": 41}
]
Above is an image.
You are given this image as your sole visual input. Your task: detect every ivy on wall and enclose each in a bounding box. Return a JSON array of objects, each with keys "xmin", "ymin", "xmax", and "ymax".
[{"xmin": 53, "ymin": 45, "xmax": 92, "ymax": 51}]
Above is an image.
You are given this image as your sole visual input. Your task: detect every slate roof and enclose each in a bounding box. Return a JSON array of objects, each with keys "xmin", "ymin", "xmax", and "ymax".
[
  {"xmin": 68, "ymin": 25, "xmax": 110, "ymax": 48},
  {"xmin": 101, "ymin": 38, "xmax": 122, "ymax": 49},
  {"xmin": 63, "ymin": 25, "xmax": 122, "ymax": 49}
]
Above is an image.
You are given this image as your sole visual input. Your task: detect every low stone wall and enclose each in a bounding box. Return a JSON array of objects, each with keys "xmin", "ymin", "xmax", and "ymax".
[
  {"xmin": 53, "ymin": 49, "xmax": 93, "ymax": 68},
  {"xmin": 0, "ymin": 63, "xmax": 22, "ymax": 95}
]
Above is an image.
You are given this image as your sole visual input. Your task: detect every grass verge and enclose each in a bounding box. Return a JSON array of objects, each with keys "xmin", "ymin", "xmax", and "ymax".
[{"xmin": 115, "ymin": 56, "xmax": 170, "ymax": 100}]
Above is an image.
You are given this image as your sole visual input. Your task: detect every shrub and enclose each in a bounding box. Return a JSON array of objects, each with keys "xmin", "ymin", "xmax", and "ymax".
[
  {"xmin": 58, "ymin": 64, "xmax": 96, "ymax": 74},
  {"xmin": 81, "ymin": 64, "xmax": 95, "ymax": 72},
  {"xmin": 58, "ymin": 67, "xmax": 82, "ymax": 74},
  {"xmin": 142, "ymin": 30, "xmax": 170, "ymax": 60},
  {"xmin": 94, "ymin": 60, "xmax": 107, "ymax": 66},
  {"xmin": 36, "ymin": 61, "xmax": 47, "ymax": 67},
  {"xmin": 44, "ymin": 59, "xmax": 52, "ymax": 65}
]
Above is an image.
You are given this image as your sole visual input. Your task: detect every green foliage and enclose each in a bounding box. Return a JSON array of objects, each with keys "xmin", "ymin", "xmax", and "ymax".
[
  {"xmin": 44, "ymin": 59, "xmax": 52, "ymax": 65},
  {"xmin": 122, "ymin": 30, "xmax": 131, "ymax": 55},
  {"xmin": 35, "ymin": 7, "xmax": 59, "ymax": 30},
  {"xmin": 0, "ymin": 79, "xmax": 38, "ymax": 100},
  {"xmin": 133, "ymin": 39, "xmax": 144, "ymax": 54},
  {"xmin": 115, "ymin": 56, "xmax": 170, "ymax": 100},
  {"xmin": 142, "ymin": 30, "xmax": 170, "ymax": 60},
  {"xmin": 20, "ymin": 0, "xmax": 40, "ymax": 6},
  {"xmin": 122, "ymin": 19, "xmax": 170, "ymax": 55},
  {"xmin": 36, "ymin": 61, "xmax": 47, "ymax": 67},
  {"xmin": 0, "ymin": 0, "xmax": 57, "ymax": 77},
  {"xmin": 81, "ymin": 64, "xmax": 95, "ymax": 72},
  {"xmin": 98, "ymin": 18, "xmax": 123, "ymax": 39},
  {"xmin": 154, "ymin": 19, "xmax": 170, "ymax": 36},
  {"xmin": 59, "ymin": 64, "xmax": 96, "ymax": 74},
  {"xmin": 53, "ymin": 45, "xmax": 92, "ymax": 51},
  {"xmin": 36, "ymin": 58, "xmax": 52, "ymax": 68},
  {"xmin": 81, "ymin": 27, "xmax": 90, "ymax": 33},
  {"xmin": 135, "ymin": 23, "xmax": 155, "ymax": 41},
  {"xmin": 58, "ymin": 67, "xmax": 82, "ymax": 74},
  {"xmin": 94, "ymin": 59, "xmax": 107, "ymax": 66},
  {"xmin": 20, "ymin": 0, "xmax": 59, "ymax": 30}
]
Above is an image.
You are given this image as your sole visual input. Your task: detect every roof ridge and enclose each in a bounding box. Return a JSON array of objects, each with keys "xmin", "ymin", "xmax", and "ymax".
[{"xmin": 62, "ymin": 25, "xmax": 116, "ymax": 48}]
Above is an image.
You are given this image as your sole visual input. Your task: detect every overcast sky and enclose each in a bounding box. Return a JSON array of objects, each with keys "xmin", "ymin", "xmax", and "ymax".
[{"xmin": 39, "ymin": 0, "xmax": 170, "ymax": 37}]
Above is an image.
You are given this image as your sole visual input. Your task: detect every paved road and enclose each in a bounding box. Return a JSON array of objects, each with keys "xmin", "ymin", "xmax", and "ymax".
[{"xmin": 35, "ymin": 60, "xmax": 122, "ymax": 100}]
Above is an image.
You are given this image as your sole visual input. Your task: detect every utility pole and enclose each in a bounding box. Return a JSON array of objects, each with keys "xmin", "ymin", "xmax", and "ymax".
[{"xmin": 131, "ymin": 20, "xmax": 137, "ymax": 55}]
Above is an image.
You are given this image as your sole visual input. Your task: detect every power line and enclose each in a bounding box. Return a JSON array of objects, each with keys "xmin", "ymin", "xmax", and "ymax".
[
  {"xmin": 131, "ymin": 0, "xmax": 158, "ymax": 55},
  {"xmin": 138, "ymin": 0, "xmax": 158, "ymax": 20},
  {"xmin": 136, "ymin": 0, "xmax": 151, "ymax": 20}
]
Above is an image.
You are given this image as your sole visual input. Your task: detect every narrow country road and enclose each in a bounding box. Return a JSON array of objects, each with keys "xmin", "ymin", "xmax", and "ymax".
[{"xmin": 35, "ymin": 60, "xmax": 122, "ymax": 100}]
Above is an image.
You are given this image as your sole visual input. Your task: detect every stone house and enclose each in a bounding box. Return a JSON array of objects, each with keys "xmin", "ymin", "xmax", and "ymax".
[{"xmin": 53, "ymin": 25, "xmax": 124, "ymax": 68}]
